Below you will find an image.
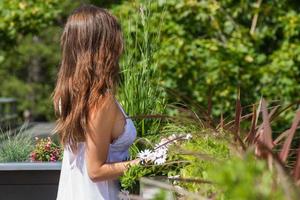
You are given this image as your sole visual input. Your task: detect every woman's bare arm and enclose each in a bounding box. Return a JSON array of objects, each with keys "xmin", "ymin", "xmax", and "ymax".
[{"xmin": 85, "ymin": 94, "xmax": 139, "ymax": 182}]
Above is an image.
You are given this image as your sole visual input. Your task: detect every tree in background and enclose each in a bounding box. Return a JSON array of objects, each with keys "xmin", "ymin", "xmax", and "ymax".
[
  {"xmin": 0, "ymin": 0, "xmax": 79, "ymax": 120},
  {"xmin": 0, "ymin": 0, "xmax": 122, "ymax": 121},
  {"xmin": 0, "ymin": 0, "xmax": 61, "ymax": 47}
]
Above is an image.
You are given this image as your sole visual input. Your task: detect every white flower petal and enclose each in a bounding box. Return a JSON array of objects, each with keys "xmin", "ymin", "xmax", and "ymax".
[
  {"xmin": 185, "ymin": 133, "xmax": 192, "ymax": 140},
  {"xmin": 154, "ymin": 157, "xmax": 166, "ymax": 165},
  {"xmin": 118, "ymin": 190, "xmax": 130, "ymax": 200},
  {"xmin": 168, "ymin": 175, "xmax": 180, "ymax": 179},
  {"xmin": 137, "ymin": 149, "xmax": 152, "ymax": 160}
]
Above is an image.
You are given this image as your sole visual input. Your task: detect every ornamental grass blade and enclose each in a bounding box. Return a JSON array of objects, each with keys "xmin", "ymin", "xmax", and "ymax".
[
  {"xmin": 293, "ymin": 148, "xmax": 300, "ymax": 181},
  {"xmin": 166, "ymin": 88, "xmax": 212, "ymax": 120},
  {"xmin": 279, "ymin": 109, "xmax": 300, "ymax": 163},
  {"xmin": 207, "ymin": 89, "xmax": 213, "ymax": 123},
  {"xmin": 261, "ymin": 99, "xmax": 273, "ymax": 149},
  {"xmin": 269, "ymin": 100, "xmax": 300, "ymax": 122},
  {"xmin": 167, "ymin": 177, "xmax": 213, "ymax": 184},
  {"xmin": 274, "ymin": 129, "xmax": 290, "ymax": 145},
  {"xmin": 129, "ymin": 114, "xmax": 171, "ymax": 120},
  {"xmin": 252, "ymin": 100, "xmax": 278, "ymax": 145},
  {"xmin": 220, "ymin": 111, "xmax": 224, "ymax": 130},
  {"xmin": 255, "ymin": 98, "xmax": 262, "ymax": 126},
  {"xmin": 234, "ymin": 89, "xmax": 242, "ymax": 142},
  {"xmin": 269, "ymin": 105, "xmax": 280, "ymax": 119},
  {"xmin": 223, "ymin": 112, "xmax": 252, "ymax": 130},
  {"xmin": 232, "ymin": 89, "xmax": 246, "ymax": 150},
  {"xmin": 245, "ymin": 104, "xmax": 256, "ymax": 145},
  {"xmin": 256, "ymin": 99, "xmax": 273, "ymax": 158}
]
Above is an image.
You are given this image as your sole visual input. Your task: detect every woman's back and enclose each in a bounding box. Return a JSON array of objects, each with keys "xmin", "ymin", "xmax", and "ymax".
[{"xmin": 56, "ymin": 100, "xmax": 136, "ymax": 200}]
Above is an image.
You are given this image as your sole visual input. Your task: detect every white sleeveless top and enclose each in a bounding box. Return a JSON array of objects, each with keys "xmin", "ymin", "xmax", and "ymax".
[{"xmin": 56, "ymin": 100, "xmax": 137, "ymax": 200}]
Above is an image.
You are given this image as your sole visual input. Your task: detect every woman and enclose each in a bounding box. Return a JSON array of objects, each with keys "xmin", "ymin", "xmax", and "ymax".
[{"xmin": 53, "ymin": 5, "xmax": 139, "ymax": 200}]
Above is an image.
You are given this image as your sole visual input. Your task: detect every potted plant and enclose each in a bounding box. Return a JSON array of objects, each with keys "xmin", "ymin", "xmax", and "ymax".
[{"xmin": 0, "ymin": 132, "xmax": 62, "ymax": 200}]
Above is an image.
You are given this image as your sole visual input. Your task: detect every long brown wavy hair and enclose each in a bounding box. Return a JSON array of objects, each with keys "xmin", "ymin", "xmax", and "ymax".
[{"xmin": 52, "ymin": 5, "xmax": 123, "ymax": 152}]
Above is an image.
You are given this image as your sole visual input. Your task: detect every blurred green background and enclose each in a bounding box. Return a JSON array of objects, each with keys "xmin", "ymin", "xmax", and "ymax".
[{"xmin": 1, "ymin": 0, "xmax": 300, "ymax": 122}]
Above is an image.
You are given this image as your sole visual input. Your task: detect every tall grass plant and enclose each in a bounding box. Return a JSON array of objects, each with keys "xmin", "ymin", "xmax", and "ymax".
[{"xmin": 114, "ymin": 1, "xmax": 166, "ymax": 137}]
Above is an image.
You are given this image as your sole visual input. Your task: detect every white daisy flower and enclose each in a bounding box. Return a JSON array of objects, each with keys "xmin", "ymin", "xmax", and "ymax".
[
  {"xmin": 147, "ymin": 152, "xmax": 157, "ymax": 162},
  {"xmin": 137, "ymin": 133, "xmax": 188, "ymax": 166},
  {"xmin": 137, "ymin": 149, "xmax": 152, "ymax": 160}
]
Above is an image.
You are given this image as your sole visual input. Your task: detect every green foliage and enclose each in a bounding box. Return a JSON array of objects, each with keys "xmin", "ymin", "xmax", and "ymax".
[
  {"xmin": 178, "ymin": 137, "xmax": 287, "ymax": 199},
  {"xmin": 176, "ymin": 134, "xmax": 230, "ymax": 196},
  {"xmin": 122, "ymin": 116, "xmax": 297, "ymax": 199},
  {"xmin": 160, "ymin": 106, "xmax": 297, "ymax": 199},
  {"xmin": 207, "ymin": 154, "xmax": 286, "ymax": 200},
  {"xmin": 120, "ymin": 164, "xmax": 150, "ymax": 192},
  {"xmin": 0, "ymin": 0, "xmax": 61, "ymax": 47},
  {"xmin": 113, "ymin": 0, "xmax": 300, "ymax": 119},
  {"xmin": 0, "ymin": 1, "xmax": 79, "ymax": 120},
  {"xmin": 0, "ymin": 27, "xmax": 62, "ymax": 119},
  {"xmin": 0, "ymin": 132, "xmax": 33, "ymax": 162}
]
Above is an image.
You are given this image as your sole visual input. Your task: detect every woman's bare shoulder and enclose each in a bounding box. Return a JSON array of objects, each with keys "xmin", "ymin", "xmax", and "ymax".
[{"xmin": 89, "ymin": 92, "xmax": 119, "ymax": 124}]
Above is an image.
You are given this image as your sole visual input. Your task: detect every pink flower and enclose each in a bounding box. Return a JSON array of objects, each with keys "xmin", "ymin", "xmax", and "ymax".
[
  {"xmin": 30, "ymin": 152, "xmax": 36, "ymax": 161},
  {"xmin": 50, "ymin": 156, "xmax": 56, "ymax": 162},
  {"xmin": 45, "ymin": 143, "xmax": 50, "ymax": 150}
]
